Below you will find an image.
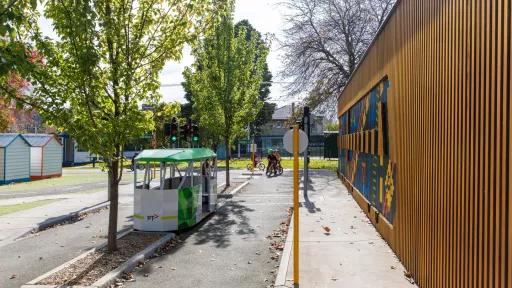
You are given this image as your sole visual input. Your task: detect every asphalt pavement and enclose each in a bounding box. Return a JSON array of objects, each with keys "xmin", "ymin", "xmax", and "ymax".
[
  {"xmin": 0, "ymin": 201, "xmax": 134, "ymax": 288},
  {"xmin": 0, "ymin": 169, "xmax": 247, "ymax": 287},
  {"xmin": 124, "ymin": 172, "xmax": 293, "ymax": 288}
]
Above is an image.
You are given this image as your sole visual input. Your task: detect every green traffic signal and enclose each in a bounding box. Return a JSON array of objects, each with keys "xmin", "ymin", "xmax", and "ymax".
[
  {"xmin": 192, "ymin": 135, "xmax": 199, "ymax": 142},
  {"xmin": 171, "ymin": 135, "xmax": 177, "ymax": 143}
]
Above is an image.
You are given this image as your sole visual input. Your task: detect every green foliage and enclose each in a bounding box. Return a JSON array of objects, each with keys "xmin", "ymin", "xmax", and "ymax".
[
  {"xmin": 0, "ymin": 0, "xmax": 38, "ymax": 76},
  {"xmin": 6, "ymin": 0, "xmax": 228, "ymax": 251},
  {"xmin": 325, "ymin": 121, "xmax": 339, "ymax": 132},
  {"xmin": 183, "ymin": 13, "xmax": 269, "ymax": 148},
  {"xmin": 182, "ymin": 19, "xmax": 274, "ymax": 140},
  {"xmin": 234, "ymin": 20, "xmax": 275, "ymax": 137},
  {"xmin": 23, "ymin": 0, "xmax": 226, "ymax": 168}
]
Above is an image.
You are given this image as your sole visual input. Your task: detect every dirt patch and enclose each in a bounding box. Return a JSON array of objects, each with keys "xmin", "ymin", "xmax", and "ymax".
[{"xmin": 37, "ymin": 232, "xmax": 163, "ymax": 286}]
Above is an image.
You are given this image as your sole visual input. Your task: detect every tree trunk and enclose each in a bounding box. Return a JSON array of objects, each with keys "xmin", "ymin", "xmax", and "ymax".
[
  {"xmin": 225, "ymin": 138, "xmax": 230, "ymax": 187},
  {"xmin": 107, "ymin": 160, "xmax": 119, "ymax": 252}
]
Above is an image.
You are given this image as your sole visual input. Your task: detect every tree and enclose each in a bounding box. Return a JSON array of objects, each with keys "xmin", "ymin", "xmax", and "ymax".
[
  {"xmin": 0, "ymin": 0, "xmax": 39, "ymax": 131},
  {"xmin": 235, "ymin": 20, "xmax": 275, "ymax": 138},
  {"xmin": 280, "ymin": 0, "xmax": 395, "ymax": 116},
  {"xmin": 6, "ymin": 0, "xmax": 227, "ymax": 252},
  {"xmin": 184, "ymin": 9, "xmax": 269, "ymax": 186},
  {"xmin": 182, "ymin": 20, "xmax": 274, "ymax": 140}
]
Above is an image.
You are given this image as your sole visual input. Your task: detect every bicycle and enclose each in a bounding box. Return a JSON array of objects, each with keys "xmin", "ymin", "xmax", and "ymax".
[
  {"xmin": 266, "ymin": 161, "xmax": 283, "ymax": 176},
  {"xmin": 247, "ymin": 160, "xmax": 266, "ymax": 171}
]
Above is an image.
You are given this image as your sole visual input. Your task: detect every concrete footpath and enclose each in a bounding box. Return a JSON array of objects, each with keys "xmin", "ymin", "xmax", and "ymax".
[{"xmin": 275, "ymin": 170, "xmax": 416, "ymax": 288}]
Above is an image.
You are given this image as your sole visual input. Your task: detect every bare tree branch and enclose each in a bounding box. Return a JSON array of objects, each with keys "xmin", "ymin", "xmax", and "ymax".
[{"xmin": 279, "ymin": 0, "xmax": 395, "ymax": 118}]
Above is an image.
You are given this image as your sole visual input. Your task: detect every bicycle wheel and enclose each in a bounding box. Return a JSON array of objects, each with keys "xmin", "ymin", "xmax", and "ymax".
[
  {"xmin": 277, "ymin": 166, "xmax": 283, "ymax": 175},
  {"xmin": 266, "ymin": 166, "xmax": 272, "ymax": 176},
  {"xmin": 257, "ymin": 162, "xmax": 266, "ymax": 171},
  {"xmin": 246, "ymin": 163, "xmax": 253, "ymax": 171}
]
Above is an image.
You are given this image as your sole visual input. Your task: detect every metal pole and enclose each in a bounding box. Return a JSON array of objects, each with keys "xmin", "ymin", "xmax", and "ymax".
[
  {"xmin": 303, "ymin": 110, "xmax": 310, "ymax": 196},
  {"xmin": 293, "ymin": 125, "xmax": 300, "ymax": 286}
]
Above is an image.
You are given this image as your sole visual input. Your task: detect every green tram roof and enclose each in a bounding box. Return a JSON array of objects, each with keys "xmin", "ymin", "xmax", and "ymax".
[{"xmin": 135, "ymin": 148, "xmax": 216, "ymax": 163}]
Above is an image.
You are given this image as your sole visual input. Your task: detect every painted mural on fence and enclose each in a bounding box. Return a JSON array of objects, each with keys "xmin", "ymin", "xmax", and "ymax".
[{"xmin": 339, "ymin": 79, "xmax": 397, "ymax": 224}]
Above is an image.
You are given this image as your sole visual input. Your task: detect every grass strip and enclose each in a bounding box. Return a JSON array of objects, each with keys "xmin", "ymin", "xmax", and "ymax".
[{"xmin": 0, "ymin": 199, "xmax": 61, "ymax": 216}]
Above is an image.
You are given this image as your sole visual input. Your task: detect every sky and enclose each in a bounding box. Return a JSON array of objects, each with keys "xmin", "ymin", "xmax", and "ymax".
[{"xmin": 40, "ymin": 1, "xmax": 301, "ymax": 108}]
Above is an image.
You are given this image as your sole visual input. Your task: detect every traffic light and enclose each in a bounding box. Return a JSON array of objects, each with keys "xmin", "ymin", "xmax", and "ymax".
[
  {"xmin": 170, "ymin": 117, "xmax": 178, "ymax": 143},
  {"xmin": 164, "ymin": 123, "xmax": 171, "ymax": 136},
  {"xmin": 191, "ymin": 123, "xmax": 199, "ymax": 143},
  {"xmin": 303, "ymin": 106, "xmax": 310, "ymax": 136},
  {"xmin": 180, "ymin": 117, "xmax": 192, "ymax": 141}
]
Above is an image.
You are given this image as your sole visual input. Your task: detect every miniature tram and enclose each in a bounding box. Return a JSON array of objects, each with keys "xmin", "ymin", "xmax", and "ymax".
[{"xmin": 132, "ymin": 148, "xmax": 217, "ymax": 232}]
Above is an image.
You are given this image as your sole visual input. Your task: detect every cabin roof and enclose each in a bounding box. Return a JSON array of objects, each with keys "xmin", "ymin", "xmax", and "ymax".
[
  {"xmin": 22, "ymin": 134, "xmax": 61, "ymax": 147},
  {"xmin": 0, "ymin": 133, "xmax": 30, "ymax": 148},
  {"xmin": 135, "ymin": 148, "xmax": 216, "ymax": 162}
]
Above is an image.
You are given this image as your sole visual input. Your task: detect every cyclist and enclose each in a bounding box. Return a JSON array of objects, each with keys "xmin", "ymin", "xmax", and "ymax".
[
  {"xmin": 273, "ymin": 149, "xmax": 281, "ymax": 164},
  {"xmin": 267, "ymin": 149, "xmax": 277, "ymax": 175},
  {"xmin": 272, "ymin": 149, "xmax": 283, "ymax": 175}
]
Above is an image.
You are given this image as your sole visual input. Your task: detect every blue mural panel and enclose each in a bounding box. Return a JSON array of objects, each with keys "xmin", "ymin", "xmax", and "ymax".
[{"xmin": 339, "ymin": 78, "xmax": 397, "ymax": 224}]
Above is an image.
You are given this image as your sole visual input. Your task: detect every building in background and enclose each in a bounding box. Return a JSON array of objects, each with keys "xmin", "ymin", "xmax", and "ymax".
[
  {"xmin": 257, "ymin": 104, "xmax": 324, "ymax": 157},
  {"xmin": 59, "ymin": 133, "xmax": 96, "ymax": 166}
]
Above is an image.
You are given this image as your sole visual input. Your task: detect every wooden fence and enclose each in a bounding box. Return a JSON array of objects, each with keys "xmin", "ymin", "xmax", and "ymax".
[{"xmin": 337, "ymin": 1, "xmax": 511, "ymax": 287}]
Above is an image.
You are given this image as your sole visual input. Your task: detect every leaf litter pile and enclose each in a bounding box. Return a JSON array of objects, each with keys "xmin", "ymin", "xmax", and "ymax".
[
  {"xmin": 37, "ymin": 232, "xmax": 163, "ymax": 286},
  {"xmin": 265, "ymin": 207, "xmax": 292, "ymax": 288},
  {"xmin": 108, "ymin": 236, "xmax": 183, "ymax": 287}
]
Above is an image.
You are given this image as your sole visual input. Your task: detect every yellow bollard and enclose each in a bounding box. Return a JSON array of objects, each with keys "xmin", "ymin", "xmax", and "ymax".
[{"xmin": 293, "ymin": 125, "xmax": 299, "ymax": 286}]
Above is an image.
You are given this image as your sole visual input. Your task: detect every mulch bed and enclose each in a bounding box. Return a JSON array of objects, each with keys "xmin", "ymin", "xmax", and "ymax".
[{"xmin": 37, "ymin": 232, "xmax": 163, "ymax": 286}]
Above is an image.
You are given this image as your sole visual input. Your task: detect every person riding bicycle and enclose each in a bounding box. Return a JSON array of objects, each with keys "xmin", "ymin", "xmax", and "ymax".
[
  {"xmin": 273, "ymin": 149, "xmax": 281, "ymax": 167},
  {"xmin": 267, "ymin": 149, "xmax": 278, "ymax": 174}
]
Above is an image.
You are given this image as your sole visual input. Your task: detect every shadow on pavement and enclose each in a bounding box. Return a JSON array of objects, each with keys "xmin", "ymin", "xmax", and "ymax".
[
  {"xmin": 303, "ymin": 191, "xmax": 321, "ymax": 214},
  {"xmin": 192, "ymin": 200, "xmax": 255, "ymax": 248}
]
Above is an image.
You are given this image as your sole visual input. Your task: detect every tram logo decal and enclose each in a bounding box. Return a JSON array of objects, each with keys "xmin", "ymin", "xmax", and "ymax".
[{"xmin": 339, "ymin": 79, "xmax": 397, "ymax": 224}]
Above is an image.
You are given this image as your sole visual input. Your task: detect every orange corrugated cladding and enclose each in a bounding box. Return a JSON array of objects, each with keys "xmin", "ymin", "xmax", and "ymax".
[{"xmin": 337, "ymin": 0, "xmax": 511, "ymax": 287}]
